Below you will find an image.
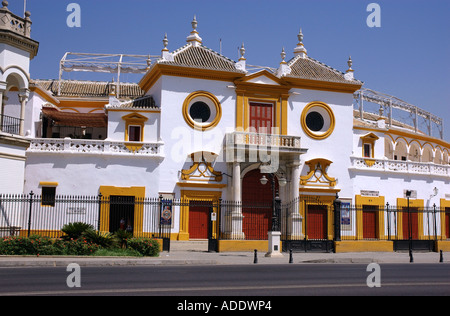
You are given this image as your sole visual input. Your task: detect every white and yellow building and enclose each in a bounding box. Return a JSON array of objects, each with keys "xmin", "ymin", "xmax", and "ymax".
[{"xmin": 0, "ymin": 4, "xmax": 449, "ymax": 252}]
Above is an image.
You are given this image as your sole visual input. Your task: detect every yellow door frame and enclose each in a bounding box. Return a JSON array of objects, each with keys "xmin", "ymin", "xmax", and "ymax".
[
  {"xmin": 178, "ymin": 190, "xmax": 222, "ymax": 241},
  {"xmin": 396, "ymin": 198, "xmax": 424, "ymax": 240},
  {"xmin": 355, "ymin": 195, "xmax": 386, "ymax": 240},
  {"xmin": 99, "ymin": 186, "xmax": 146, "ymax": 236}
]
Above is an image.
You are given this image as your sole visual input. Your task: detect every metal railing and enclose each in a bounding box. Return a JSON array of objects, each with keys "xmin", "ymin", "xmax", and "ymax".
[
  {"xmin": 1, "ymin": 193, "xmax": 447, "ymax": 252},
  {"xmin": 0, "ymin": 115, "xmax": 22, "ymax": 135}
]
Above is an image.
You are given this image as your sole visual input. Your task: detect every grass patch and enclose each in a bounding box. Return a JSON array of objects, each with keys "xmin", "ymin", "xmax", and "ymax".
[{"xmin": 93, "ymin": 248, "xmax": 143, "ymax": 257}]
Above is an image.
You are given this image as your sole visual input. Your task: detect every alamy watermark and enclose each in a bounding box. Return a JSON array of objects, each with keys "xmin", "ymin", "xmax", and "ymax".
[
  {"xmin": 366, "ymin": 263, "xmax": 381, "ymax": 288},
  {"xmin": 66, "ymin": 3, "xmax": 81, "ymax": 28},
  {"xmin": 66, "ymin": 263, "xmax": 81, "ymax": 288},
  {"xmin": 366, "ymin": 3, "xmax": 381, "ymax": 28}
]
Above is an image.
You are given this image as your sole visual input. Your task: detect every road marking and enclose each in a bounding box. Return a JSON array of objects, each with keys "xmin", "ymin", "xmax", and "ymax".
[{"xmin": 2, "ymin": 282, "xmax": 450, "ymax": 296}]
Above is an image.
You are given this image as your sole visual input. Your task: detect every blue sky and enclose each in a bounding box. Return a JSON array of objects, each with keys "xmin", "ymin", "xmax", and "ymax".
[{"xmin": 8, "ymin": 0, "xmax": 450, "ymax": 140}]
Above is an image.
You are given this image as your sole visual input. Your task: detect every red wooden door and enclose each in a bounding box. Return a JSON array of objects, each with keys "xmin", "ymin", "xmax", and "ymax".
[
  {"xmin": 189, "ymin": 202, "xmax": 209, "ymax": 239},
  {"xmin": 250, "ymin": 103, "xmax": 273, "ymax": 133},
  {"xmin": 307, "ymin": 205, "xmax": 327, "ymax": 240},
  {"xmin": 242, "ymin": 169, "xmax": 277, "ymax": 240},
  {"xmin": 363, "ymin": 205, "xmax": 378, "ymax": 239},
  {"xmin": 402, "ymin": 207, "xmax": 419, "ymax": 240}
]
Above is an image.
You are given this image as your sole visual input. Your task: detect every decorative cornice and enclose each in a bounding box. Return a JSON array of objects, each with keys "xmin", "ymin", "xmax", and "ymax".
[{"xmin": 0, "ymin": 29, "xmax": 39, "ymax": 59}]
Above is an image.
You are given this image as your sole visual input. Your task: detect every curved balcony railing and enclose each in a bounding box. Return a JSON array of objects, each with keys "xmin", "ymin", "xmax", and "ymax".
[{"xmin": 350, "ymin": 156, "xmax": 450, "ymax": 177}]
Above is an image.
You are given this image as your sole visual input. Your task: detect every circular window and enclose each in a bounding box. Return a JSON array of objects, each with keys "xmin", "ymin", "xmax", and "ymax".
[
  {"xmin": 189, "ymin": 101, "xmax": 211, "ymax": 123},
  {"xmin": 301, "ymin": 101, "xmax": 335, "ymax": 140},
  {"xmin": 183, "ymin": 91, "xmax": 222, "ymax": 130},
  {"xmin": 305, "ymin": 111, "xmax": 325, "ymax": 132}
]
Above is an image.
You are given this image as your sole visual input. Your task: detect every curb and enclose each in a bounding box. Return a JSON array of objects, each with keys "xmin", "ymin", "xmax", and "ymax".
[{"xmin": 0, "ymin": 255, "xmax": 220, "ymax": 267}]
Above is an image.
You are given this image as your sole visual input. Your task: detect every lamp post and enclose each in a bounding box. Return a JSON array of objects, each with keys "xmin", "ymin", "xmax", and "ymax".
[
  {"xmin": 406, "ymin": 190, "xmax": 413, "ymax": 263},
  {"xmin": 260, "ymin": 173, "xmax": 287, "ymax": 257}
]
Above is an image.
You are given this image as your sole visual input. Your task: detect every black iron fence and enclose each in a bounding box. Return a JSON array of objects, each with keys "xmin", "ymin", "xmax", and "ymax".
[
  {"xmin": 338, "ymin": 204, "xmax": 449, "ymax": 251},
  {"xmin": 0, "ymin": 114, "xmax": 22, "ymax": 135},
  {"xmin": 0, "ymin": 194, "xmax": 168, "ymax": 240},
  {"xmin": 0, "ymin": 193, "xmax": 448, "ymax": 252}
]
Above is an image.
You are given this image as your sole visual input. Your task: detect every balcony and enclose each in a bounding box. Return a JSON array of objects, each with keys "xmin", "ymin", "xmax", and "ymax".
[
  {"xmin": 0, "ymin": 2, "xmax": 31, "ymax": 38},
  {"xmin": 226, "ymin": 131, "xmax": 306, "ymax": 156},
  {"xmin": 350, "ymin": 156, "xmax": 450, "ymax": 178},
  {"xmin": 0, "ymin": 115, "xmax": 21, "ymax": 135},
  {"xmin": 28, "ymin": 138, "xmax": 164, "ymax": 158}
]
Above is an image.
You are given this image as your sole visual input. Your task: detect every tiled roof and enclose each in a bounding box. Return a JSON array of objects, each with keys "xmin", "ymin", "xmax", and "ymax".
[
  {"xmin": 105, "ymin": 95, "xmax": 159, "ymax": 110},
  {"xmin": 32, "ymin": 80, "xmax": 146, "ymax": 99},
  {"xmin": 160, "ymin": 44, "xmax": 245, "ymax": 73},
  {"xmin": 286, "ymin": 55, "xmax": 363, "ymax": 84}
]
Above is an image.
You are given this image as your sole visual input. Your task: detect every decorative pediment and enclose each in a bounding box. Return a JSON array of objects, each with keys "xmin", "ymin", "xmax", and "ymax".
[
  {"xmin": 300, "ymin": 158, "xmax": 336, "ymax": 187},
  {"xmin": 360, "ymin": 132, "xmax": 379, "ymax": 143},
  {"xmin": 121, "ymin": 113, "xmax": 148, "ymax": 123},
  {"xmin": 235, "ymin": 70, "xmax": 288, "ymax": 87},
  {"xmin": 247, "ymin": 75, "xmax": 281, "ymax": 85},
  {"xmin": 181, "ymin": 151, "xmax": 223, "ymax": 182}
]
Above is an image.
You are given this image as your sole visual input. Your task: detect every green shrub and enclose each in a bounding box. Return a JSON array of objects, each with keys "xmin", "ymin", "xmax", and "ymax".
[
  {"xmin": 61, "ymin": 237, "xmax": 101, "ymax": 256},
  {"xmin": 61, "ymin": 222, "xmax": 94, "ymax": 240},
  {"xmin": 0, "ymin": 235, "xmax": 99, "ymax": 256},
  {"xmin": 113, "ymin": 229, "xmax": 133, "ymax": 249},
  {"xmin": 127, "ymin": 238, "xmax": 160, "ymax": 257},
  {"xmin": 83, "ymin": 229, "xmax": 116, "ymax": 249}
]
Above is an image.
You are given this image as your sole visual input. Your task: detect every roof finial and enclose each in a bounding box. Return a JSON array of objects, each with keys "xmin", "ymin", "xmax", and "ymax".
[
  {"xmin": 2, "ymin": 1, "xmax": 8, "ymax": 10},
  {"xmin": 162, "ymin": 33, "xmax": 169, "ymax": 51},
  {"xmin": 294, "ymin": 27, "xmax": 307, "ymax": 58},
  {"xmin": 187, "ymin": 15, "xmax": 202, "ymax": 46},
  {"xmin": 281, "ymin": 47, "xmax": 286, "ymax": 63},
  {"xmin": 239, "ymin": 42, "xmax": 246, "ymax": 60},
  {"xmin": 192, "ymin": 15, "xmax": 198, "ymax": 32},
  {"xmin": 161, "ymin": 33, "xmax": 174, "ymax": 61},
  {"xmin": 236, "ymin": 42, "xmax": 247, "ymax": 72},
  {"xmin": 298, "ymin": 28, "xmax": 304, "ymax": 43},
  {"xmin": 344, "ymin": 56, "xmax": 355, "ymax": 80},
  {"xmin": 277, "ymin": 47, "xmax": 291, "ymax": 77}
]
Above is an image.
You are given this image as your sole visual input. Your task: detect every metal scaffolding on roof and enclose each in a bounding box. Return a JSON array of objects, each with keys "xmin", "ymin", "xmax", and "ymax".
[
  {"xmin": 58, "ymin": 52, "xmax": 160, "ymax": 97},
  {"xmin": 354, "ymin": 88, "xmax": 444, "ymax": 140}
]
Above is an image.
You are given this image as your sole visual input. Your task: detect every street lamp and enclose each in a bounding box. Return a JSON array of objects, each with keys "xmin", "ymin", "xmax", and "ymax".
[
  {"xmin": 260, "ymin": 173, "xmax": 287, "ymax": 231},
  {"xmin": 260, "ymin": 172, "xmax": 287, "ymax": 258},
  {"xmin": 405, "ymin": 190, "xmax": 413, "ymax": 263}
]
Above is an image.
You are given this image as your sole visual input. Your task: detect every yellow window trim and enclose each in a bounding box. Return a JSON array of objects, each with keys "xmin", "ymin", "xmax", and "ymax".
[
  {"xmin": 122, "ymin": 113, "xmax": 148, "ymax": 142},
  {"xmin": 301, "ymin": 101, "xmax": 335, "ymax": 140},
  {"xmin": 182, "ymin": 91, "xmax": 222, "ymax": 131},
  {"xmin": 39, "ymin": 182, "xmax": 59, "ymax": 187},
  {"xmin": 360, "ymin": 133, "xmax": 379, "ymax": 163}
]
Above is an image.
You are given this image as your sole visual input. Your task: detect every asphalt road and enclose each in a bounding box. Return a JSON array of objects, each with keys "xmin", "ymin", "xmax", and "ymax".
[{"xmin": 0, "ymin": 264, "xmax": 449, "ymax": 297}]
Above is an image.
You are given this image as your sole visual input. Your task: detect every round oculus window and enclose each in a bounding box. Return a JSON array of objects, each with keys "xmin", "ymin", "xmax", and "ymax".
[
  {"xmin": 183, "ymin": 91, "xmax": 222, "ymax": 131},
  {"xmin": 305, "ymin": 111, "xmax": 325, "ymax": 132},
  {"xmin": 301, "ymin": 101, "xmax": 335, "ymax": 140},
  {"xmin": 189, "ymin": 101, "xmax": 211, "ymax": 123}
]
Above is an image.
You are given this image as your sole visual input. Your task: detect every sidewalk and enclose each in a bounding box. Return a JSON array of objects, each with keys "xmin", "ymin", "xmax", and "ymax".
[{"xmin": 0, "ymin": 250, "xmax": 447, "ymax": 267}]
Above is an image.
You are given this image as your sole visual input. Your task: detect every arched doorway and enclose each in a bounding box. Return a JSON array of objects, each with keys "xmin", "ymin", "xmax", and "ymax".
[{"xmin": 242, "ymin": 169, "xmax": 278, "ymax": 240}]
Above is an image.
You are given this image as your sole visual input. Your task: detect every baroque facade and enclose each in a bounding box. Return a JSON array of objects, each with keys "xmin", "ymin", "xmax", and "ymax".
[{"xmin": 0, "ymin": 4, "xmax": 449, "ymax": 252}]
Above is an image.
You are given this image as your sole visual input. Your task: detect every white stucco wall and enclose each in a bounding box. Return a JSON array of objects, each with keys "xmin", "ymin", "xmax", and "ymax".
[
  {"xmin": 24, "ymin": 153, "xmax": 162, "ymax": 197},
  {"xmin": 288, "ymin": 88, "xmax": 355, "ymax": 199},
  {"xmin": 156, "ymin": 75, "xmax": 235, "ymax": 197}
]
